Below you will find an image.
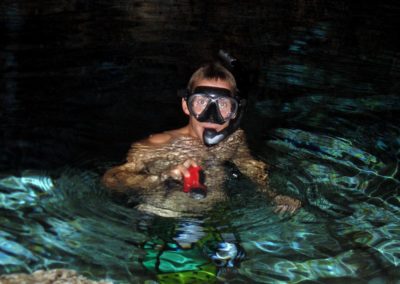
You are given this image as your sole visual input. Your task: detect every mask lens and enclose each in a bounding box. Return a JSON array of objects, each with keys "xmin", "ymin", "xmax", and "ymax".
[
  {"xmin": 217, "ymin": 97, "xmax": 237, "ymax": 120},
  {"xmin": 189, "ymin": 95, "xmax": 211, "ymax": 116}
]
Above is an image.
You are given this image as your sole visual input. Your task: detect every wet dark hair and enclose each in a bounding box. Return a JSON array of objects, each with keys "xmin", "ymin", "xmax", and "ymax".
[{"xmin": 187, "ymin": 62, "xmax": 237, "ymax": 94}]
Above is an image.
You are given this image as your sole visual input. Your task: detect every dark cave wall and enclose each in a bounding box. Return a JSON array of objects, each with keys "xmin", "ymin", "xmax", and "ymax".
[{"xmin": 1, "ymin": 0, "xmax": 399, "ymax": 169}]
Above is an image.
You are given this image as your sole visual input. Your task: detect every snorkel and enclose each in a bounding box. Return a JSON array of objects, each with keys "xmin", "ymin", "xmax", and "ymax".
[{"xmin": 203, "ymin": 50, "xmax": 247, "ymax": 146}]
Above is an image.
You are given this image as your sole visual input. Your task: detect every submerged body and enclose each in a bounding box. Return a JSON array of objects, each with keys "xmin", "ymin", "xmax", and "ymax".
[{"xmin": 103, "ymin": 129, "xmax": 272, "ymax": 217}]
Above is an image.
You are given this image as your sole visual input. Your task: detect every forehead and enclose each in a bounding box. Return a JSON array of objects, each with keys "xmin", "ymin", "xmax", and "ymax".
[{"xmin": 194, "ymin": 79, "xmax": 232, "ymax": 90}]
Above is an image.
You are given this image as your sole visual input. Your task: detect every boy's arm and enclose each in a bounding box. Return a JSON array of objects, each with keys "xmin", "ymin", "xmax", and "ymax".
[
  {"xmin": 102, "ymin": 162, "xmax": 161, "ymax": 193},
  {"xmin": 102, "ymin": 141, "xmax": 163, "ymax": 193},
  {"xmin": 231, "ymin": 145, "xmax": 273, "ymax": 197},
  {"xmin": 232, "ymin": 140, "xmax": 301, "ymax": 213}
]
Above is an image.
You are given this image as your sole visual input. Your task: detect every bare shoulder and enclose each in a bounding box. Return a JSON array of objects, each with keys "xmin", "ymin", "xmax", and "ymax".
[
  {"xmin": 225, "ymin": 128, "xmax": 247, "ymax": 145},
  {"xmin": 234, "ymin": 128, "xmax": 246, "ymax": 138},
  {"xmin": 146, "ymin": 126, "xmax": 189, "ymax": 145},
  {"xmin": 147, "ymin": 132, "xmax": 173, "ymax": 144}
]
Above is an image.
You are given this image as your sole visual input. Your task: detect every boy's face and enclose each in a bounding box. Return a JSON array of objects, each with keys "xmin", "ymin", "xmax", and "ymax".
[{"xmin": 182, "ymin": 78, "xmax": 233, "ymax": 142}]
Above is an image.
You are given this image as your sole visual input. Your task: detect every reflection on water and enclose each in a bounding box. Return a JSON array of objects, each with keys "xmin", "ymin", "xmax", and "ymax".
[
  {"xmin": 0, "ymin": 170, "xmax": 147, "ymax": 282},
  {"xmin": 1, "ymin": 0, "xmax": 400, "ymax": 283},
  {"xmin": 1, "ymin": 156, "xmax": 399, "ymax": 282}
]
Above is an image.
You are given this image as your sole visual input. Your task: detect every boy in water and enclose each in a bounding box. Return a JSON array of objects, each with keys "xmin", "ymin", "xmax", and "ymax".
[{"xmin": 102, "ymin": 62, "xmax": 301, "ymax": 217}]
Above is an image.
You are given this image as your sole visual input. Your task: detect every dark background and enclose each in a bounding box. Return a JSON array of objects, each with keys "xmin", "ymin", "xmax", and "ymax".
[{"xmin": 1, "ymin": 0, "xmax": 399, "ymax": 171}]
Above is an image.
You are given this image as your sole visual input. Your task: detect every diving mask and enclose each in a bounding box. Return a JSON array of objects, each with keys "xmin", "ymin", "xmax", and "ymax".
[{"xmin": 187, "ymin": 86, "xmax": 239, "ymax": 125}]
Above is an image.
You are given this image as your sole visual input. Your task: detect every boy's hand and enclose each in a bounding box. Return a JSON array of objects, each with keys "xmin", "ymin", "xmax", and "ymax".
[
  {"xmin": 273, "ymin": 195, "xmax": 302, "ymax": 214},
  {"xmin": 166, "ymin": 159, "xmax": 198, "ymax": 181}
]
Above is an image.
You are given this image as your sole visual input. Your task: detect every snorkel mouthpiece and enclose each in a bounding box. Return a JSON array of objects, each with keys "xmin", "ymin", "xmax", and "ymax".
[{"xmin": 203, "ymin": 128, "xmax": 226, "ymax": 146}]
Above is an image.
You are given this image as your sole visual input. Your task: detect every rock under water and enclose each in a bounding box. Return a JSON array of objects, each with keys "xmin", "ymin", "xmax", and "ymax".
[{"xmin": 0, "ymin": 269, "xmax": 112, "ymax": 284}]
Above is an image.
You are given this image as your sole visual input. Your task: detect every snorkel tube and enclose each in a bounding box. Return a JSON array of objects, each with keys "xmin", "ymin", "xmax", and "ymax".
[{"xmin": 202, "ymin": 50, "xmax": 248, "ymax": 146}]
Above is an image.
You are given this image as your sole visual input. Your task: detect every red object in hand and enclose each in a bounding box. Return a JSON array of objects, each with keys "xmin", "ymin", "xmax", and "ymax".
[{"xmin": 183, "ymin": 165, "xmax": 207, "ymax": 199}]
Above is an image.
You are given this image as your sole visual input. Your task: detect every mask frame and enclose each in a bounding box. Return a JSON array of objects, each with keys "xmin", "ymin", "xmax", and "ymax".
[{"xmin": 186, "ymin": 86, "xmax": 239, "ymax": 125}]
